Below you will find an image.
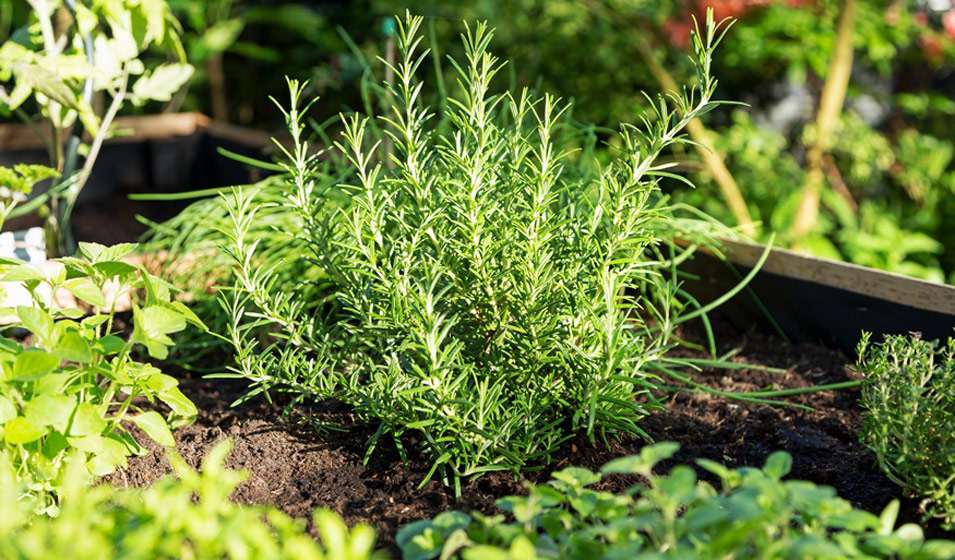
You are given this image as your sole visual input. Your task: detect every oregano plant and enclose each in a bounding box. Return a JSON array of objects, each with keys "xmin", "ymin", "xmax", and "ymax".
[
  {"xmin": 220, "ymin": 11, "xmax": 752, "ymax": 492},
  {"xmin": 0, "ymin": 241, "xmax": 202, "ymax": 514}
]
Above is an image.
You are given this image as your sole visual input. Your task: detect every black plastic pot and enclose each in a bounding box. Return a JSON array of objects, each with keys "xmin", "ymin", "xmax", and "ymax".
[
  {"xmin": 681, "ymin": 238, "xmax": 955, "ymax": 355},
  {"xmin": 0, "ymin": 113, "xmax": 274, "ymax": 242}
]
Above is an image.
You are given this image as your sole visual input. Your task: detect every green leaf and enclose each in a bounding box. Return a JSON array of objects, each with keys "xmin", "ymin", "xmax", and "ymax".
[
  {"xmin": 93, "ymin": 261, "xmax": 139, "ymax": 278},
  {"xmin": 52, "ymin": 331, "xmax": 93, "ymax": 363},
  {"xmin": 78, "ymin": 243, "xmax": 138, "ymax": 266},
  {"xmin": 763, "ymin": 451, "xmax": 793, "ymax": 480},
  {"xmin": 158, "ymin": 387, "xmax": 197, "ymax": 418},
  {"xmin": 68, "ymin": 402, "xmax": 107, "ymax": 438},
  {"xmin": 13, "ymin": 349, "xmax": 60, "ymax": 380},
  {"xmin": 129, "ymin": 411, "xmax": 174, "ymax": 447},
  {"xmin": 131, "ymin": 304, "xmax": 186, "ymax": 360},
  {"xmin": 1, "ymin": 263, "xmax": 46, "ymax": 282},
  {"xmin": 93, "ymin": 335, "xmax": 127, "ymax": 356},
  {"xmin": 62, "ymin": 277, "xmax": 107, "ymax": 308},
  {"xmin": 170, "ymin": 301, "xmax": 207, "ymax": 330},
  {"xmin": 130, "ymin": 63, "xmax": 194, "ymax": 106},
  {"xmin": 4, "ymin": 415, "xmax": 47, "ymax": 444},
  {"xmin": 0, "ymin": 395, "xmax": 16, "ymax": 423},
  {"xmin": 601, "ymin": 442, "xmax": 680, "ymax": 475},
  {"xmin": 199, "ymin": 19, "xmax": 245, "ymax": 54},
  {"xmin": 24, "ymin": 394, "xmax": 75, "ymax": 432},
  {"xmin": 16, "ymin": 306, "xmax": 54, "ymax": 342}
]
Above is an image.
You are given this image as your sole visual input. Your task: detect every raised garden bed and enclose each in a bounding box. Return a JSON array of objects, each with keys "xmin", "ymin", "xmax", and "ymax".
[{"xmin": 104, "ymin": 315, "xmax": 954, "ymax": 555}]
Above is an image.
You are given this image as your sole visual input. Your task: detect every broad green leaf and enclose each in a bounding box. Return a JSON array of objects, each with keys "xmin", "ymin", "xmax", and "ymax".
[
  {"xmin": 129, "ymin": 411, "xmax": 174, "ymax": 447},
  {"xmin": 171, "ymin": 301, "xmax": 206, "ymax": 330},
  {"xmin": 13, "ymin": 349, "xmax": 59, "ymax": 380},
  {"xmin": 601, "ymin": 442, "xmax": 680, "ymax": 475},
  {"xmin": 0, "ymin": 395, "xmax": 16, "ymax": 423},
  {"xmin": 54, "ymin": 308, "xmax": 86, "ymax": 320},
  {"xmin": 93, "ymin": 335, "xmax": 127, "ymax": 356},
  {"xmin": 24, "ymin": 394, "xmax": 75, "ymax": 432},
  {"xmin": 79, "ymin": 242, "xmax": 139, "ymax": 264},
  {"xmin": 68, "ymin": 402, "xmax": 107, "ymax": 438},
  {"xmin": 16, "ymin": 306, "xmax": 54, "ymax": 342},
  {"xmin": 41, "ymin": 430, "xmax": 69, "ymax": 459},
  {"xmin": 763, "ymin": 451, "xmax": 793, "ymax": 480},
  {"xmin": 2, "ymin": 263, "xmax": 46, "ymax": 282},
  {"xmin": 130, "ymin": 63, "xmax": 194, "ymax": 106},
  {"xmin": 59, "ymin": 256, "xmax": 97, "ymax": 278},
  {"xmin": 199, "ymin": 19, "xmax": 244, "ymax": 54},
  {"xmin": 93, "ymin": 261, "xmax": 138, "ymax": 279},
  {"xmin": 158, "ymin": 387, "xmax": 197, "ymax": 418},
  {"xmin": 461, "ymin": 547, "xmax": 510, "ymax": 560},
  {"xmin": 4, "ymin": 415, "xmax": 47, "ymax": 444},
  {"xmin": 53, "ymin": 330, "xmax": 93, "ymax": 363},
  {"xmin": 131, "ymin": 304, "xmax": 186, "ymax": 359},
  {"xmin": 62, "ymin": 277, "xmax": 107, "ymax": 308}
]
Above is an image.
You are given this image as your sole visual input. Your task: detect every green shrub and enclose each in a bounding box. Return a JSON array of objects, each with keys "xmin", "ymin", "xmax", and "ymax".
[
  {"xmin": 0, "ymin": 440, "xmax": 382, "ymax": 560},
  {"xmin": 397, "ymin": 442, "xmax": 955, "ymax": 560},
  {"xmin": 858, "ymin": 332, "xmax": 955, "ymax": 529},
  {"xmin": 0, "ymin": 242, "xmax": 200, "ymax": 514},
  {"xmin": 219, "ymin": 12, "xmax": 744, "ymax": 491}
]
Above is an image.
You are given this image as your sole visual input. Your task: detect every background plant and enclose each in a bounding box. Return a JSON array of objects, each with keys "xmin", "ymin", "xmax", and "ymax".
[
  {"xmin": 0, "ymin": 0, "xmax": 193, "ymax": 256},
  {"xmin": 858, "ymin": 331, "xmax": 955, "ymax": 529},
  {"xmin": 219, "ymin": 11, "xmax": 770, "ymax": 492},
  {"xmin": 397, "ymin": 442, "xmax": 955, "ymax": 560},
  {"xmin": 0, "ymin": 439, "xmax": 383, "ymax": 560},
  {"xmin": 0, "ymin": 163, "xmax": 57, "ymax": 230},
  {"xmin": 0, "ymin": 241, "xmax": 200, "ymax": 514}
]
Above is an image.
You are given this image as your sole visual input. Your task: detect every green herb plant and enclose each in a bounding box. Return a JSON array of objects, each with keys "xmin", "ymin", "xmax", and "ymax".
[
  {"xmin": 0, "ymin": 0, "xmax": 193, "ymax": 256},
  {"xmin": 0, "ymin": 439, "xmax": 382, "ymax": 560},
  {"xmin": 0, "ymin": 163, "xmax": 58, "ymax": 230},
  {"xmin": 858, "ymin": 331, "xmax": 955, "ymax": 529},
  {"xmin": 0, "ymin": 241, "xmax": 201, "ymax": 514},
  {"xmin": 398, "ymin": 442, "xmax": 955, "ymax": 560},
  {"xmin": 218, "ymin": 11, "xmax": 797, "ymax": 493}
]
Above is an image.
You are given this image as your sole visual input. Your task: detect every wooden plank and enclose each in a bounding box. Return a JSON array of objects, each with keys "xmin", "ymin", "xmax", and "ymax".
[{"xmin": 711, "ymin": 238, "xmax": 955, "ymax": 316}]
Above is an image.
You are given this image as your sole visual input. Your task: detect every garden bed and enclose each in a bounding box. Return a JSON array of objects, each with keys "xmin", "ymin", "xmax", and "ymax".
[{"xmin": 104, "ymin": 321, "xmax": 954, "ymax": 555}]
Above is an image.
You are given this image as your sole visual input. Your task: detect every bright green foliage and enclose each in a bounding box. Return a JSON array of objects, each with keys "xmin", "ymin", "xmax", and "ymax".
[
  {"xmin": 0, "ymin": 241, "xmax": 201, "ymax": 514},
  {"xmin": 858, "ymin": 332, "xmax": 955, "ymax": 529},
  {"xmin": 0, "ymin": 440, "xmax": 383, "ymax": 560},
  {"xmin": 220, "ymin": 12, "xmax": 737, "ymax": 490},
  {"xmin": 397, "ymin": 442, "xmax": 955, "ymax": 560},
  {"xmin": 0, "ymin": 0, "xmax": 193, "ymax": 255},
  {"xmin": 0, "ymin": 164, "xmax": 58, "ymax": 229}
]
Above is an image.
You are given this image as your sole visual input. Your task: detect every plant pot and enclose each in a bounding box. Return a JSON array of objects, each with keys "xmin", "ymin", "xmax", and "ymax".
[
  {"xmin": 679, "ymin": 238, "xmax": 955, "ymax": 354},
  {"xmin": 0, "ymin": 113, "xmax": 274, "ymax": 246}
]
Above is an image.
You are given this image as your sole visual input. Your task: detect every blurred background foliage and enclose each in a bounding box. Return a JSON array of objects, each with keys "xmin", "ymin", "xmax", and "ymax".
[{"xmin": 2, "ymin": 0, "xmax": 955, "ymax": 283}]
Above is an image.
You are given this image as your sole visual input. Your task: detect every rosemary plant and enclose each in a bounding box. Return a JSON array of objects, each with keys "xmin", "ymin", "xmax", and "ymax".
[{"xmin": 219, "ymin": 11, "xmax": 739, "ymax": 491}]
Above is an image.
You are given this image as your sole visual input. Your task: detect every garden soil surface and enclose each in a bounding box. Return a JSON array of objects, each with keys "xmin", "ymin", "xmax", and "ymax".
[{"xmin": 104, "ymin": 324, "xmax": 955, "ymax": 555}]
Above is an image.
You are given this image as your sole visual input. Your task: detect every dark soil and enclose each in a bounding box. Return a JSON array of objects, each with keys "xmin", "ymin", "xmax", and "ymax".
[{"xmin": 103, "ymin": 324, "xmax": 955, "ymax": 555}]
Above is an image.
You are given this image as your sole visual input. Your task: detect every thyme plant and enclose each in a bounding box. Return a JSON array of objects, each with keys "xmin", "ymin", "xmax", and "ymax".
[
  {"xmin": 221, "ymin": 12, "xmax": 737, "ymax": 491},
  {"xmin": 858, "ymin": 332, "xmax": 955, "ymax": 529}
]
